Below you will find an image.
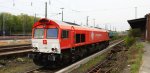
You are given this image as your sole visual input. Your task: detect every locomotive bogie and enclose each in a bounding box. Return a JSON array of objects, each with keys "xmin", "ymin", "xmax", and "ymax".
[{"xmin": 31, "ymin": 52, "xmax": 62, "ymax": 66}]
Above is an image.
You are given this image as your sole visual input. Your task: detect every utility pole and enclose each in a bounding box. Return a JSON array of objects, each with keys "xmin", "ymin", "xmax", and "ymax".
[
  {"xmin": 135, "ymin": 7, "xmax": 137, "ymax": 19},
  {"xmin": 110, "ymin": 24, "xmax": 111, "ymax": 31},
  {"xmin": 9, "ymin": 27, "xmax": 11, "ymax": 36},
  {"xmin": 22, "ymin": 15, "xmax": 25, "ymax": 36},
  {"xmin": 105, "ymin": 24, "xmax": 108, "ymax": 30},
  {"xmin": 74, "ymin": 20, "xmax": 76, "ymax": 23},
  {"xmin": 45, "ymin": 2, "xmax": 47, "ymax": 18},
  {"xmin": 113, "ymin": 26, "xmax": 115, "ymax": 31},
  {"xmin": 81, "ymin": 22, "xmax": 82, "ymax": 26},
  {"xmin": 93, "ymin": 19, "xmax": 95, "ymax": 27},
  {"xmin": 34, "ymin": 13, "xmax": 36, "ymax": 23},
  {"xmin": 60, "ymin": 8, "xmax": 64, "ymax": 21},
  {"xmin": 25, "ymin": 15, "xmax": 27, "ymax": 35},
  {"xmin": 13, "ymin": 0, "xmax": 15, "ymax": 6},
  {"xmin": 2, "ymin": 14, "xmax": 5, "ymax": 36},
  {"xmin": 86, "ymin": 16, "xmax": 89, "ymax": 26},
  {"xmin": 49, "ymin": 0, "xmax": 51, "ymax": 5},
  {"xmin": 31, "ymin": 2, "xmax": 32, "ymax": 6}
]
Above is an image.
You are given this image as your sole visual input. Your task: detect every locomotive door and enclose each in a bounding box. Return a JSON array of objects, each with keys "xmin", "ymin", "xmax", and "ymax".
[{"xmin": 71, "ymin": 26, "xmax": 75, "ymax": 47}]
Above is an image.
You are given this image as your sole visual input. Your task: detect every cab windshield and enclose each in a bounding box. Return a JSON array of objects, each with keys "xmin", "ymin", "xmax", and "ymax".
[
  {"xmin": 47, "ymin": 28, "xmax": 58, "ymax": 39},
  {"xmin": 34, "ymin": 28, "xmax": 44, "ymax": 39}
]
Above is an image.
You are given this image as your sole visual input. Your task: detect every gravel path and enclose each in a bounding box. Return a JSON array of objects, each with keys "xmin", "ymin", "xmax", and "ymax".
[
  {"xmin": 0, "ymin": 39, "xmax": 31, "ymax": 46},
  {"xmin": 139, "ymin": 42, "xmax": 150, "ymax": 73}
]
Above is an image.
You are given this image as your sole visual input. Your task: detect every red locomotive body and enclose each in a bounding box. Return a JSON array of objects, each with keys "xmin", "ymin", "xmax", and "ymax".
[{"xmin": 31, "ymin": 18, "xmax": 109, "ymax": 66}]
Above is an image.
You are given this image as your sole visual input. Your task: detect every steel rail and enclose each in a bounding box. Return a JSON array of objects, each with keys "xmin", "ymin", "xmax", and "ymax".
[
  {"xmin": 0, "ymin": 44, "xmax": 32, "ymax": 56},
  {"xmin": 88, "ymin": 44, "xmax": 126, "ymax": 73},
  {"xmin": 55, "ymin": 40, "xmax": 124, "ymax": 73}
]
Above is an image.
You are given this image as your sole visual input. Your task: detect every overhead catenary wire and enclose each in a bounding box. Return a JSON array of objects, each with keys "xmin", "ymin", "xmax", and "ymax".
[
  {"xmin": 0, "ymin": 4, "xmax": 60, "ymax": 18},
  {"xmin": 0, "ymin": 0, "xmax": 149, "ymax": 17},
  {"xmin": 0, "ymin": 0, "xmax": 150, "ymax": 13},
  {"xmin": 0, "ymin": 0, "xmax": 150, "ymax": 31},
  {"xmin": 0, "ymin": 0, "xmax": 53, "ymax": 17}
]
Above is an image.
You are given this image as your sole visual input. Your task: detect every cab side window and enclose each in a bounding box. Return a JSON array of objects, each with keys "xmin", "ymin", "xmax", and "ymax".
[
  {"xmin": 61, "ymin": 30, "xmax": 69, "ymax": 38},
  {"xmin": 81, "ymin": 34, "xmax": 85, "ymax": 42},
  {"xmin": 75, "ymin": 34, "xmax": 85, "ymax": 43},
  {"xmin": 76, "ymin": 34, "xmax": 80, "ymax": 43}
]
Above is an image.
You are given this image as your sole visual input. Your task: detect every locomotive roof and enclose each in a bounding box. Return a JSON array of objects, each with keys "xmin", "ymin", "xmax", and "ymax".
[
  {"xmin": 53, "ymin": 20, "xmax": 108, "ymax": 32},
  {"xmin": 34, "ymin": 18, "xmax": 108, "ymax": 32},
  {"xmin": 63, "ymin": 21, "xmax": 80, "ymax": 26}
]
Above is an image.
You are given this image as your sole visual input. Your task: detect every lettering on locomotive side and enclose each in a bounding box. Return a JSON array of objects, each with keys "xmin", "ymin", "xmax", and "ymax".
[
  {"xmin": 95, "ymin": 34, "xmax": 102, "ymax": 37},
  {"xmin": 91, "ymin": 32, "xmax": 102, "ymax": 40},
  {"xmin": 91, "ymin": 32, "xmax": 94, "ymax": 40}
]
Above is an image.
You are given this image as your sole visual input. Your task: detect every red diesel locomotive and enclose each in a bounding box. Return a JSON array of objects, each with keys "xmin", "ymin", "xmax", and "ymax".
[{"xmin": 31, "ymin": 18, "xmax": 110, "ymax": 66}]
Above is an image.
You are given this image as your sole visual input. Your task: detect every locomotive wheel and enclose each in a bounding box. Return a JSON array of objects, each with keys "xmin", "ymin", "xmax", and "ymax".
[
  {"xmin": 81, "ymin": 48, "xmax": 87, "ymax": 57},
  {"xmin": 98, "ymin": 44, "xmax": 103, "ymax": 51},
  {"xmin": 62, "ymin": 51, "xmax": 72, "ymax": 65},
  {"xmin": 33, "ymin": 54, "xmax": 50, "ymax": 67},
  {"xmin": 75, "ymin": 47, "xmax": 84, "ymax": 60},
  {"xmin": 33, "ymin": 54, "xmax": 43, "ymax": 66}
]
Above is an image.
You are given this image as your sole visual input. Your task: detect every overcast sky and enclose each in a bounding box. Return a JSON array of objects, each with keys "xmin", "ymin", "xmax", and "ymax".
[{"xmin": 0, "ymin": 0, "xmax": 150, "ymax": 31}]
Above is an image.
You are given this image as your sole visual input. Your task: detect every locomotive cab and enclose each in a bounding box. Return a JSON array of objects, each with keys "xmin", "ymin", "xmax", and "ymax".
[
  {"xmin": 32, "ymin": 18, "xmax": 61, "ymax": 54},
  {"xmin": 30, "ymin": 19, "xmax": 62, "ymax": 66},
  {"xmin": 32, "ymin": 28, "xmax": 61, "ymax": 54}
]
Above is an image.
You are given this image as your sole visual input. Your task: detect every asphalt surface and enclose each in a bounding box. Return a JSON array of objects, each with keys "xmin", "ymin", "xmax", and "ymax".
[{"xmin": 139, "ymin": 42, "xmax": 150, "ymax": 73}]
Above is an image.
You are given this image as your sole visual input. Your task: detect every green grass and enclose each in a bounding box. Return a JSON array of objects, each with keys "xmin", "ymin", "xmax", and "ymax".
[
  {"xmin": 0, "ymin": 62, "xmax": 37, "ymax": 73},
  {"xmin": 128, "ymin": 42, "xmax": 144, "ymax": 73},
  {"xmin": 0, "ymin": 57, "xmax": 36, "ymax": 73},
  {"xmin": 71, "ymin": 52, "xmax": 108, "ymax": 73}
]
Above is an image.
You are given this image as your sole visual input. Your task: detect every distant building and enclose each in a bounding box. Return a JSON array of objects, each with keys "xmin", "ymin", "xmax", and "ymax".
[{"xmin": 128, "ymin": 13, "xmax": 150, "ymax": 41}]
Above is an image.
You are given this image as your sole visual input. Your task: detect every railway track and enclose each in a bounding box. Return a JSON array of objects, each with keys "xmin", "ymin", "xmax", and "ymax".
[
  {"xmin": 0, "ymin": 40, "xmax": 123, "ymax": 73},
  {"xmin": 0, "ymin": 36, "xmax": 31, "ymax": 40},
  {"xmin": 26, "ymin": 40, "xmax": 123, "ymax": 73},
  {"xmin": 0, "ymin": 44, "xmax": 32, "ymax": 56},
  {"xmin": 87, "ymin": 42, "xmax": 127, "ymax": 73},
  {"xmin": 87, "ymin": 53, "xmax": 114, "ymax": 73},
  {"xmin": 22, "ymin": 40, "xmax": 124, "ymax": 73},
  {"xmin": 0, "ymin": 39, "xmax": 120, "ymax": 56},
  {"xmin": 24, "ymin": 67, "xmax": 60, "ymax": 73},
  {"xmin": 56, "ymin": 40, "xmax": 124, "ymax": 73},
  {"xmin": 24, "ymin": 67, "xmax": 45, "ymax": 73}
]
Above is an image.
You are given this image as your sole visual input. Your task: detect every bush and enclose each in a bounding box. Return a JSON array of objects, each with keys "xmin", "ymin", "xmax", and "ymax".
[
  {"xmin": 124, "ymin": 29, "xmax": 142, "ymax": 48},
  {"xmin": 124, "ymin": 36, "xmax": 136, "ymax": 48},
  {"xmin": 128, "ymin": 42, "xmax": 144, "ymax": 73},
  {"xmin": 128, "ymin": 29, "xmax": 141, "ymax": 37}
]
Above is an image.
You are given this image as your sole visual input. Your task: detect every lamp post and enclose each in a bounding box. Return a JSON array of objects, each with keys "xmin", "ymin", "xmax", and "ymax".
[
  {"xmin": 60, "ymin": 8, "xmax": 64, "ymax": 21},
  {"xmin": 86, "ymin": 16, "xmax": 89, "ymax": 26},
  {"xmin": 93, "ymin": 19, "xmax": 95, "ymax": 27},
  {"xmin": 45, "ymin": 2, "xmax": 47, "ymax": 18}
]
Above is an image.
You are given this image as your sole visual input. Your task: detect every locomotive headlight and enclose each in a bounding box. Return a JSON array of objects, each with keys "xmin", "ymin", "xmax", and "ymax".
[
  {"xmin": 55, "ymin": 48, "xmax": 58, "ymax": 52},
  {"xmin": 51, "ymin": 48, "xmax": 58, "ymax": 52},
  {"xmin": 33, "ymin": 47, "xmax": 38, "ymax": 51},
  {"xmin": 33, "ymin": 47, "xmax": 38, "ymax": 49},
  {"xmin": 33, "ymin": 47, "xmax": 39, "ymax": 52},
  {"xmin": 52, "ymin": 48, "xmax": 55, "ymax": 51}
]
